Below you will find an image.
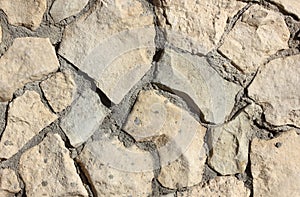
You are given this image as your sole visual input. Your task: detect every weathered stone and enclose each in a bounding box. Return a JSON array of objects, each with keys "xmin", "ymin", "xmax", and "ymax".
[
  {"xmin": 0, "ymin": 168, "xmax": 21, "ymax": 197},
  {"xmin": 0, "ymin": 91, "xmax": 57, "ymax": 159},
  {"xmin": 208, "ymin": 112, "xmax": 252, "ymax": 175},
  {"xmin": 0, "ymin": 0, "xmax": 47, "ymax": 30},
  {"xmin": 271, "ymin": 0, "xmax": 300, "ymax": 18},
  {"xmin": 248, "ymin": 54, "xmax": 300, "ymax": 127},
  {"xmin": 60, "ymin": 88, "xmax": 109, "ymax": 147},
  {"xmin": 50, "ymin": 0, "xmax": 89, "ymax": 22},
  {"xmin": 154, "ymin": 49, "xmax": 241, "ymax": 124},
  {"xmin": 219, "ymin": 5, "xmax": 290, "ymax": 73},
  {"xmin": 0, "ymin": 25, "xmax": 2, "ymax": 43},
  {"xmin": 78, "ymin": 133, "xmax": 154, "ymax": 196},
  {"xmin": 251, "ymin": 130, "xmax": 300, "ymax": 196},
  {"xmin": 0, "ymin": 37, "xmax": 59, "ymax": 102},
  {"xmin": 156, "ymin": 0, "xmax": 246, "ymax": 54},
  {"xmin": 19, "ymin": 133, "xmax": 88, "ymax": 196},
  {"xmin": 178, "ymin": 176, "xmax": 250, "ymax": 197},
  {"xmin": 40, "ymin": 71, "xmax": 76, "ymax": 113},
  {"xmin": 58, "ymin": 1, "xmax": 155, "ymax": 104}
]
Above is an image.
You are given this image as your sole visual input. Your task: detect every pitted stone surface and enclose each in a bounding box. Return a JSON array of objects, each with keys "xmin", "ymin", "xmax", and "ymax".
[
  {"xmin": 0, "ymin": 168, "xmax": 21, "ymax": 197},
  {"xmin": 0, "ymin": 37, "xmax": 59, "ymax": 102},
  {"xmin": 0, "ymin": 91, "xmax": 57, "ymax": 159}
]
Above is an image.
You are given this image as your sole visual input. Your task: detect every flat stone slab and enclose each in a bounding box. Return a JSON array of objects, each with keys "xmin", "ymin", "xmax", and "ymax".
[
  {"xmin": 0, "ymin": 168, "xmax": 21, "ymax": 197},
  {"xmin": 270, "ymin": 0, "xmax": 300, "ymax": 18}
]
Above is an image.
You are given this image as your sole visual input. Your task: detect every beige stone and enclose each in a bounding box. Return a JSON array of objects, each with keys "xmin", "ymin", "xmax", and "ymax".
[
  {"xmin": 50, "ymin": 0, "xmax": 89, "ymax": 22},
  {"xmin": 40, "ymin": 71, "xmax": 76, "ymax": 113},
  {"xmin": 0, "ymin": 0, "xmax": 46, "ymax": 30},
  {"xmin": 0, "ymin": 25, "xmax": 2, "ymax": 43},
  {"xmin": 0, "ymin": 91, "xmax": 57, "ymax": 159},
  {"xmin": 248, "ymin": 54, "xmax": 300, "ymax": 127},
  {"xmin": 178, "ymin": 176, "xmax": 250, "ymax": 197},
  {"xmin": 271, "ymin": 0, "xmax": 300, "ymax": 18},
  {"xmin": 251, "ymin": 130, "xmax": 300, "ymax": 196},
  {"xmin": 19, "ymin": 133, "xmax": 88, "ymax": 196},
  {"xmin": 219, "ymin": 5, "xmax": 290, "ymax": 73},
  {"xmin": 0, "ymin": 37, "xmax": 59, "ymax": 102},
  {"xmin": 0, "ymin": 168, "xmax": 21, "ymax": 197}
]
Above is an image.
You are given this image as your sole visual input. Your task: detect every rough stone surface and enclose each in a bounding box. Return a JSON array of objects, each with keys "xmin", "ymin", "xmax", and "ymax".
[
  {"xmin": 271, "ymin": 0, "xmax": 300, "ymax": 18},
  {"xmin": 0, "ymin": 91, "xmax": 57, "ymax": 159},
  {"xmin": 0, "ymin": 37, "xmax": 59, "ymax": 102},
  {"xmin": 19, "ymin": 133, "xmax": 88, "ymax": 197},
  {"xmin": 251, "ymin": 130, "xmax": 300, "ymax": 196},
  {"xmin": 219, "ymin": 5, "xmax": 290, "ymax": 73},
  {"xmin": 178, "ymin": 176, "xmax": 250, "ymax": 197},
  {"xmin": 248, "ymin": 54, "xmax": 300, "ymax": 127},
  {"xmin": 0, "ymin": 0, "xmax": 47, "ymax": 30},
  {"xmin": 0, "ymin": 168, "xmax": 21, "ymax": 197},
  {"xmin": 50, "ymin": 0, "xmax": 89, "ymax": 22},
  {"xmin": 40, "ymin": 71, "xmax": 76, "ymax": 113},
  {"xmin": 154, "ymin": 49, "xmax": 241, "ymax": 124},
  {"xmin": 0, "ymin": 25, "xmax": 2, "ymax": 44}
]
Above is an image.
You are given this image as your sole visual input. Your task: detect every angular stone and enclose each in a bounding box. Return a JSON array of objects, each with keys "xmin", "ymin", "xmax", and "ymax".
[
  {"xmin": 271, "ymin": 0, "xmax": 300, "ymax": 18},
  {"xmin": 156, "ymin": 0, "xmax": 246, "ymax": 54},
  {"xmin": 0, "ymin": 37, "xmax": 59, "ymax": 102},
  {"xmin": 19, "ymin": 133, "xmax": 88, "ymax": 196},
  {"xmin": 248, "ymin": 54, "xmax": 300, "ymax": 127},
  {"xmin": 219, "ymin": 5, "xmax": 290, "ymax": 73},
  {"xmin": 60, "ymin": 88, "xmax": 109, "ymax": 147},
  {"xmin": 0, "ymin": 168, "xmax": 21, "ymax": 197},
  {"xmin": 40, "ymin": 71, "xmax": 76, "ymax": 113},
  {"xmin": 154, "ymin": 49, "xmax": 241, "ymax": 124},
  {"xmin": 78, "ymin": 133, "xmax": 154, "ymax": 196},
  {"xmin": 58, "ymin": 1, "xmax": 155, "ymax": 104},
  {"xmin": 0, "ymin": 91, "xmax": 57, "ymax": 159},
  {"xmin": 178, "ymin": 176, "xmax": 250, "ymax": 197},
  {"xmin": 50, "ymin": 0, "xmax": 89, "ymax": 22},
  {"xmin": 0, "ymin": 0, "xmax": 46, "ymax": 30},
  {"xmin": 251, "ymin": 130, "xmax": 300, "ymax": 196}
]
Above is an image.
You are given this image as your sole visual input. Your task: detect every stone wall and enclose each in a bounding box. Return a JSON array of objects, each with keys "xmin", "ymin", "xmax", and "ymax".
[{"xmin": 0, "ymin": 0, "xmax": 299, "ymax": 196}]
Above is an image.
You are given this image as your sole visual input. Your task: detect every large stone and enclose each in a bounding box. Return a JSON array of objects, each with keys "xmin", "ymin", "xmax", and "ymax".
[
  {"xmin": 270, "ymin": 0, "xmax": 300, "ymax": 18},
  {"xmin": 0, "ymin": 0, "xmax": 47, "ymax": 30},
  {"xmin": 251, "ymin": 130, "xmax": 300, "ymax": 196},
  {"xmin": 178, "ymin": 176, "xmax": 250, "ymax": 197},
  {"xmin": 0, "ymin": 37, "xmax": 59, "ymax": 102},
  {"xmin": 50, "ymin": 0, "xmax": 89, "ymax": 22},
  {"xmin": 248, "ymin": 54, "xmax": 300, "ymax": 127},
  {"xmin": 40, "ymin": 71, "xmax": 76, "ymax": 113},
  {"xmin": 0, "ymin": 91, "xmax": 57, "ymax": 159},
  {"xmin": 78, "ymin": 133, "xmax": 154, "ymax": 196},
  {"xmin": 0, "ymin": 168, "xmax": 21, "ymax": 197},
  {"xmin": 60, "ymin": 88, "xmax": 109, "ymax": 147},
  {"xmin": 156, "ymin": 0, "xmax": 246, "ymax": 54},
  {"xmin": 219, "ymin": 5, "xmax": 290, "ymax": 73},
  {"xmin": 208, "ymin": 112, "xmax": 252, "ymax": 175},
  {"xmin": 19, "ymin": 133, "xmax": 88, "ymax": 196},
  {"xmin": 59, "ymin": 1, "xmax": 155, "ymax": 104},
  {"xmin": 154, "ymin": 49, "xmax": 241, "ymax": 124}
]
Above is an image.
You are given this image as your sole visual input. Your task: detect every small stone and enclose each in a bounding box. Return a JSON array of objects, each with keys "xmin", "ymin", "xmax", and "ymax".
[
  {"xmin": 219, "ymin": 5, "xmax": 290, "ymax": 73},
  {"xmin": 40, "ymin": 71, "xmax": 76, "ymax": 113},
  {"xmin": 0, "ymin": 0, "xmax": 47, "ymax": 30},
  {"xmin": 19, "ymin": 133, "xmax": 88, "ymax": 196},
  {"xmin": 0, "ymin": 91, "xmax": 57, "ymax": 159},
  {"xmin": 248, "ymin": 54, "xmax": 300, "ymax": 127},
  {"xmin": 50, "ymin": 0, "xmax": 89, "ymax": 22},
  {"xmin": 178, "ymin": 176, "xmax": 250, "ymax": 197},
  {"xmin": 60, "ymin": 88, "xmax": 109, "ymax": 147},
  {"xmin": 251, "ymin": 130, "xmax": 300, "ymax": 196},
  {"xmin": 0, "ymin": 168, "xmax": 21, "ymax": 197},
  {"xmin": 0, "ymin": 37, "xmax": 59, "ymax": 102},
  {"xmin": 271, "ymin": 0, "xmax": 300, "ymax": 18}
]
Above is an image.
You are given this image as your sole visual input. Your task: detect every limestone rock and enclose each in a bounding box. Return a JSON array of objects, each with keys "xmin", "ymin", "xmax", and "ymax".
[
  {"xmin": 248, "ymin": 54, "xmax": 300, "ymax": 127},
  {"xmin": 60, "ymin": 88, "xmax": 109, "ymax": 147},
  {"xmin": 0, "ymin": 25, "xmax": 2, "ymax": 43},
  {"xmin": 0, "ymin": 91, "xmax": 57, "ymax": 159},
  {"xmin": 270, "ymin": 0, "xmax": 300, "ymax": 18},
  {"xmin": 78, "ymin": 133, "xmax": 154, "ymax": 196},
  {"xmin": 0, "ymin": 37, "xmax": 59, "ymax": 102},
  {"xmin": 251, "ymin": 130, "xmax": 300, "ymax": 196},
  {"xmin": 19, "ymin": 133, "xmax": 88, "ymax": 196},
  {"xmin": 0, "ymin": 0, "xmax": 47, "ymax": 30},
  {"xmin": 0, "ymin": 168, "xmax": 21, "ymax": 197},
  {"xmin": 219, "ymin": 5, "xmax": 290, "ymax": 73},
  {"xmin": 154, "ymin": 49, "xmax": 241, "ymax": 124},
  {"xmin": 58, "ymin": 1, "xmax": 155, "ymax": 104},
  {"xmin": 50, "ymin": 0, "xmax": 89, "ymax": 22},
  {"xmin": 40, "ymin": 71, "xmax": 76, "ymax": 113},
  {"xmin": 178, "ymin": 176, "xmax": 250, "ymax": 197}
]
